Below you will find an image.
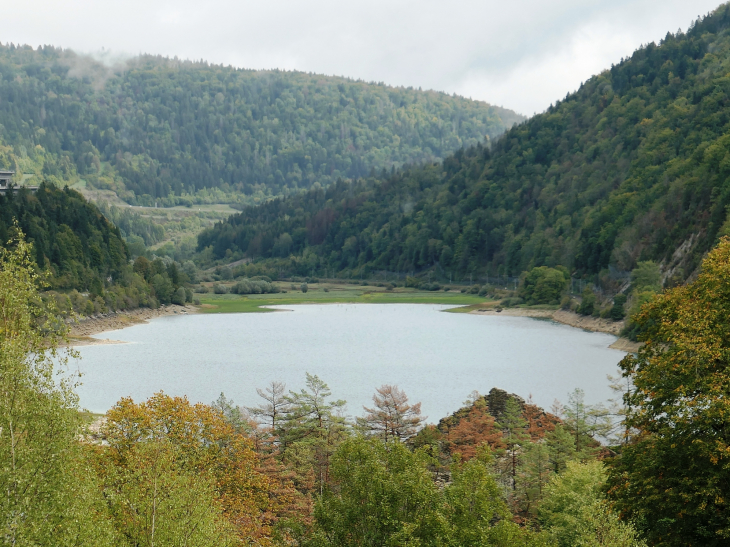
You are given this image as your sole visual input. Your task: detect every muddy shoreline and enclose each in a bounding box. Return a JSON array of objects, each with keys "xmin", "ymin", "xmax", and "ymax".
[
  {"xmin": 469, "ymin": 307, "xmax": 641, "ymax": 353},
  {"xmin": 67, "ymin": 304, "xmax": 198, "ymax": 346}
]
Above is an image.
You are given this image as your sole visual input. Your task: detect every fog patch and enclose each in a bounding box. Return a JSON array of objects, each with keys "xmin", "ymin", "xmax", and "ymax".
[{"xmin": 64, "ymin": 48, "xmax": 132, "ymax": 90}]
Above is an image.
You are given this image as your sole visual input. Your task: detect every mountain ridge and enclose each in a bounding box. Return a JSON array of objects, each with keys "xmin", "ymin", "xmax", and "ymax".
[
  {"xmin": 198, "ymin": 3, "xmax": 730, "ymax": 284},
  {"xmin": 0, "ymin": 45, "xmax": 524, "ymax": 208}
]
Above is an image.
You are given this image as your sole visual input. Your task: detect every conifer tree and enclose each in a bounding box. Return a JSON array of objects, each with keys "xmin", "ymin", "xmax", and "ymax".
[{"xmin": 359, "ymin": 384, "xmax": 425, "ymax": 442}]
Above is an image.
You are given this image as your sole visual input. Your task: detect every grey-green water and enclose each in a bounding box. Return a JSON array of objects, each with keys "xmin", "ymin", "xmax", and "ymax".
[{"xmin": 73, "ymin": 304, "xmax": 625, "ymax": 421}]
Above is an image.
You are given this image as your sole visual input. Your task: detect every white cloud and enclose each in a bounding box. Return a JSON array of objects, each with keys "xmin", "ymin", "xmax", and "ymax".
[{"xmin": 5, "ymin": 0, "xmax": 725, "ymax": 114}]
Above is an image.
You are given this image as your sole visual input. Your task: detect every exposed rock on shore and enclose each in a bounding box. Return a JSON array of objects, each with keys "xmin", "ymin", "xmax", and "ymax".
[
  {"xmin": 470, "ymin": 307, "xmax": 640, "ymax": 352},
  {"xmin": 67, "ymin": 304, "xmax": 198, "ymax": 345}
]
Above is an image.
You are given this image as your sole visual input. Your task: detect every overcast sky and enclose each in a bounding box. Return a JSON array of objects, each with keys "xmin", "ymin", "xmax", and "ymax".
[{"xmin": 5, "ymin": 0, "xmax": 725, "ymax": 115}]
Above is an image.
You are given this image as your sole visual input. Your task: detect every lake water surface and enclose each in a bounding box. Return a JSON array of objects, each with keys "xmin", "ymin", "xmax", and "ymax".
[{"xmin": 74, "ymin": 304, "xmax": 626, "ymax": 422}]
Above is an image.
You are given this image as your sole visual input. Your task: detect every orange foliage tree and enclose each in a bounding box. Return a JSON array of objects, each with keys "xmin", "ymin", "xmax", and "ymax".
[
  {"xmin": 442, "ymin": 402, "xmax": 505, "ymax": 460},
  {"xmin": 96, "ymin": 392, "xmax": 301, "ymax": 545}
]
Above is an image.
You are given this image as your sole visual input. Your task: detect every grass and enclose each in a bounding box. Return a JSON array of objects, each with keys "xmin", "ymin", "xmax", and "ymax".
[{"xmin": 197, "ymin": 285, "xmax": 490, "ymax": 313}]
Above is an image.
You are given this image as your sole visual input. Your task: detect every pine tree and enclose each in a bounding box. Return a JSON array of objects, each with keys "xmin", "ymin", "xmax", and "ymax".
[
  {"xmin": 496, "ymin": 398, "xmax": 529, "ymax": 492},
  {"xmin": 359, "ymin": 384, "xmax": 425, "ymax": 442}
]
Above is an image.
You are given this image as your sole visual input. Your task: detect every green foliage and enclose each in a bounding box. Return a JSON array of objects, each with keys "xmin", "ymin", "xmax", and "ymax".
[
  {"xmin": 231, "ymin": 277, "xmax": 279, "ymax": 294},
  {"xmin": 541, "ymin": 461, "xmax": 645, "ymax": 547},
  {"xmin": 577, "ymin": 288, "xmax": 597, "ymax": 316},
  {"xmin": 630, "ymin": 261, "xmax": 661, "ymax": 293},
  {"xmin": 519, "ymin": 266, "xmax": 569, "ymax": 305},
  {"xmin": 622, "ymin": 260, "xmax": 662, "ymax": 339},
  {"xmin": 609, "ymin": 294, "xmax": 627, "ymax": 321},
  {"xmin": 280, "ymin": 374, "xmax": 348, "ymax": 495},
  {"xmin": 313, "ymin": 437, "xmax": 448, "ymax": 546},
  {"xmin": 607, "ymin": 238, "xmax": 730, "ymax": 545},
  {"xmin": 445, "ymin": 445, "xmax": 512, "ymax": 544},
  {"xmin": 312, "ymin": 437, "xmax": 549, "ymax": 547},
  {"xmin": 0, "ymin": 184, "xmax": 128, "ymax": 291},
  {"xmin": 0, "ymin": 229, "xmax": 119, "ymax": 545},
  {"xmin": 0, "ymin": 45, "xmax": 521, "ymax": 203},
  {"xmin": 201, "ymin": 6, "xmax": 730, "ymax": 282}
]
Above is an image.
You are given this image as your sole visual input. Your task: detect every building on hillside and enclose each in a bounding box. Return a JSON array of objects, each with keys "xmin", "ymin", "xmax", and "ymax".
[{"xmin": 0, "ymin": 171, "xmax": 39, "ymax": 194}]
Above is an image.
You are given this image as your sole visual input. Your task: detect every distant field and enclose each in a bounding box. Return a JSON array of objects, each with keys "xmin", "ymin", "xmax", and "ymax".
[{"xmin": 197, "ymin": 285, "xmax": 490, "ymax": 313}]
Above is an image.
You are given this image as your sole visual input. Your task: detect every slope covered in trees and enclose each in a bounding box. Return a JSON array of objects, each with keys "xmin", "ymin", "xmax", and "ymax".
[
  {"xmin": 0, "ymin": 185, "xmax": 197, "ymax": 314},
  {"xmin": 0, "ymin": 44, "xmax": 522, "ymax": 206},
  {"xmin": 0, "ymin": 184, "xmax": 127, "ymax": 290},
  {"xmin": 200, "ymin": 4, "xmax": 730, "ymax": 283}
]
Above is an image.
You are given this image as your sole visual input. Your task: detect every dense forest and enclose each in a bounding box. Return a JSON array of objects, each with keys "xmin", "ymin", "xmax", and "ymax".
[
  {"xmin": 0, "ymin": 184, "xmax": 194, "ymax": 312},
  {"xmin": 200, "ymin": 5, "xmax": 730, "ymax": 284},
  {"xmin": 0, "ymin": 184, "xmax": 127, "ymax": 289},
  {"xmin": 0, "ymin": 45, "xmax": 522, "ymax": 206}
]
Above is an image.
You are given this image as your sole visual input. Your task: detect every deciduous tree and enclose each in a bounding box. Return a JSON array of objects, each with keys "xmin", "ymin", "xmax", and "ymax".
[{"xmin": 607, "ymin": 237, "xmax": 730, "ymax": 545}]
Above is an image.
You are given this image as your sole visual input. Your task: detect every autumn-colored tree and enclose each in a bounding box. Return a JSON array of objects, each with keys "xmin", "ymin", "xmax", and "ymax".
[
  {"xmin": 607, "ymin": 237, "xmax": 730, "ymax": 546},
  {"xmin": 359, "ymin": 384, "xmax": 425, "ymax": 442},
  {"xmin": 442, "ymin": 402, "xmax": 504, "ymax": 460},
  {"xmin": 523, "ymin": 403, "xmax": 561, "ymax": 440},
  {"xmin": 98, "ymin": 392, "xmax": 300, "ymax": 545}
]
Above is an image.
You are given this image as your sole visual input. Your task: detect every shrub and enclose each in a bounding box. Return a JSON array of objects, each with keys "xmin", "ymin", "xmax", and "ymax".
[
  {"xmin": 405, "ymin": 276, "xmax": 420, "ymax": 288},
  {"xmin": 609, "ymin": 294, "xmax": 627, "ymax": 321},
  {"xmin": 231, "ymin": 278, "xmax": 278, "ymax": 295},
  {"xmin": 469, "ymin": 285, "xmax": 479, "ymax": 294},
  {"xmin": 519, "ymin": 266, "xmax": 569, "ymax": 305},
  {"xmin": 577, "ymin": 287, "xmax": 596, "ymax": 316},
  {"xmin": 213, "ymin": 284, "xmax": 229, "ymax": 294},
  {"xmin": 301, "ymin": 283, "xmax": 308, "ymax": 293},
  {"xmin": 171, "ymin": 287, "xmax": 186, "ymax": 306}
]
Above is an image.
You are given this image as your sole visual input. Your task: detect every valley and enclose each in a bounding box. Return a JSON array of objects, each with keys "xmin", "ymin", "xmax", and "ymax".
[{"xmin": 3, "ymin": 3, "xmax": 730, "ymax": 545}]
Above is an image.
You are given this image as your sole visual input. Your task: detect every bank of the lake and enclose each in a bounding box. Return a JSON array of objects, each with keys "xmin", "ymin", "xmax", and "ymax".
[
  {"xmin": 66, "ymin": 285, "xmax": 638, "ymax": 351},
  {"xmin": 68, "ymin": 304, "xmax": 198, "ymax": 346},
  {"xmin": 195, "ymin": 287, "xmax": 638, "ymax": 351}
]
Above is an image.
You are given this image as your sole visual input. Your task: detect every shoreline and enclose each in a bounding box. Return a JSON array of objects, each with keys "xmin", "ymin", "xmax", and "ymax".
[
  {"xmin": 66, "ymin": 301, "xmax": 641, "ymax": 353},
  {"xmin": 469, "ymin": 307, "xmax": 641, "ymax": 353},
  {"xmin": 67, "ymin": 304, "xmax": 199, "ymax": 347}
]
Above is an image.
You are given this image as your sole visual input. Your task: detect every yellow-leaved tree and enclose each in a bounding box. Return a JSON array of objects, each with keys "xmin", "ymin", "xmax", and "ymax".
[
  {"xmin": 607, "ymin": 237, "xmax": 730, "ymax": 546},
  {"xmin": 96, "ymin": 392, "xmax": 302, "ymax": 546}
]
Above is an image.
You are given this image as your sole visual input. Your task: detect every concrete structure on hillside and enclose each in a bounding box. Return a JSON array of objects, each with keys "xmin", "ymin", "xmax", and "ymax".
[{"xmin": 0, "ymin": 171, "xmax": 39, "ymax": 194}]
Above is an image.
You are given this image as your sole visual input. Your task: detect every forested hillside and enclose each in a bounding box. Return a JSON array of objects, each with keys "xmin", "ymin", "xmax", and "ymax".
[
  {"xmin": 0, "ymin": 184, "xmax": 127, "ymax": 289},
  {"xmin": 200, "ymin": 5, "xmax": 730, "ymax": 283},
  {"xmin": 0, "ymin": 45, "xmax": 522, "ymax": 206},
  {"xmin": 0, "ymin": 185, "xmax": 195, "ymax": 313}
]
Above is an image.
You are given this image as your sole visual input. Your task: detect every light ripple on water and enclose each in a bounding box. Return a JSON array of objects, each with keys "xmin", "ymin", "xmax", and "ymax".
[{"xmin": 73, "ymin": 304, "xmax": 625, "ymax": 421}]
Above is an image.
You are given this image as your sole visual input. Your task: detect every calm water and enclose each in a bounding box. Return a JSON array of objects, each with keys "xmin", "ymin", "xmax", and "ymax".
[{"xmin": 73, "ymin": 304, "xmax": 625, "ymax": 422}]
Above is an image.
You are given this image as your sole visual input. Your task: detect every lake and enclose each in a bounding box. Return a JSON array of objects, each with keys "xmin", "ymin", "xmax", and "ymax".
[{"xmin": 73, "ymin": 304, "xmax": 626, "ymax": 422}]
